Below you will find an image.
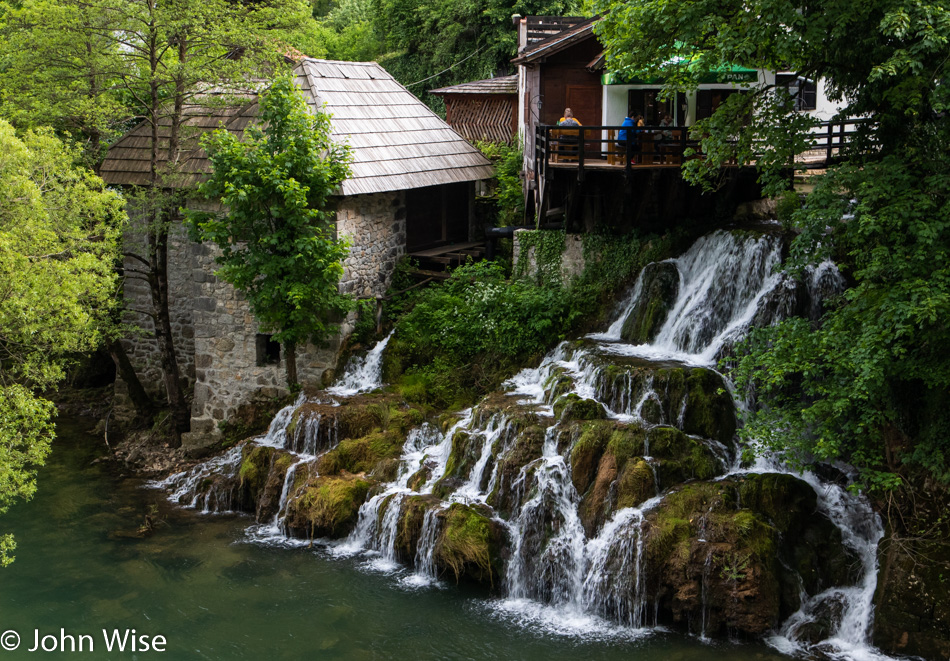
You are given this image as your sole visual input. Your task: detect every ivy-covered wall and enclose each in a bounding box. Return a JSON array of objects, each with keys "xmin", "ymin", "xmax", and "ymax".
[{"xmin": 512, "ymin": 229, "xmax": 584, "ymax": 286}]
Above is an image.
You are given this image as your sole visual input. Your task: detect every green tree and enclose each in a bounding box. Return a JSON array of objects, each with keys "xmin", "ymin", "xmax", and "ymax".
[
  {"xmin": 0, "ymin": 0, "xmax": 127, "ymax": 166},
  {"xmin": 594, "ymin": 0, "xmax": 950, "ymax": 488},
  {"xmin": 0, "ymin": 121, "xmax": 124, "ymax": 565},
  {"xmin": 0, "ymin": 0, "xmax": 320, "ymax": 441},
  {"xmin": 187, "ymin": 75, "xmax": 352, "ymax": 388}
]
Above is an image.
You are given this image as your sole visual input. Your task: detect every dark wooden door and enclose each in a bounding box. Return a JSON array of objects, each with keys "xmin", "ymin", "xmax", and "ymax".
[{"xmin": 566, "ymin": 84, "xmax": 601, "ymax": 126}]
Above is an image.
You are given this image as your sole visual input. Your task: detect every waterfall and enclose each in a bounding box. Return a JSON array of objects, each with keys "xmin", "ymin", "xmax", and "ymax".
[
  {"xmin": 327, "ymin": 330, "xmax": 394, "ymax": 396},
  {"xmin": 153, "ymin": 228, "xmax": 892, "ymax": 660}
]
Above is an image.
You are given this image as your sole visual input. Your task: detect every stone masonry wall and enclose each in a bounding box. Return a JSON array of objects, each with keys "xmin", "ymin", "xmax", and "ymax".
[
  {"xmin": 118, "ymin": 193, "xmax": 407, "ymax": 451},
  {"xmin": 511, "ymin": 229, "xmax": 586, "ymax": 284},
  {"xmin": 185, "ymin": 243, "xmax": 340, "ymax": 448},
  {"xmin": 118, "ymin": 219, "xmax": 196, "ymax": 403},
  {"xmin": 337, "ymin": 191, "xmax": 406, "ymax": 298}
]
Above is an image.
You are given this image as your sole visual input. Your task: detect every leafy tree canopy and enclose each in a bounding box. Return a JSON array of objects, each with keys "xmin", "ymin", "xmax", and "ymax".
[
  {"xmin": 0, "ymin": 121, "xmax": 123, "ymax": 565},
  {"xmin": 187, "ymin": 74, "xmax": 352, "ymax": 387}
]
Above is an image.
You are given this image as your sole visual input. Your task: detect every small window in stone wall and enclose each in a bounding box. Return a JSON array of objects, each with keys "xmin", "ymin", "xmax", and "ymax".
[{"xmin": 256, "ymin": 334, "xmax": 281, "ymax": 366}]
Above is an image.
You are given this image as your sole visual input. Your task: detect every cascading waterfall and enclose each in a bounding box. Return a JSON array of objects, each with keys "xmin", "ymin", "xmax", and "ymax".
[
  {"xmin": 154, "ymin": 229, "xmax": 891, "ymax": 660},
  {"xmin": 327, "ymin": 330, "xmax": 394, "ymax": 396}
]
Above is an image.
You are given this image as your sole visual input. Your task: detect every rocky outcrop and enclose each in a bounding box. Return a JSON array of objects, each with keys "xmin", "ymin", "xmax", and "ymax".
[
  {"xmin": 620, "ymin": 261, "xmax": 679, "ymax": 344},
  {"xmin": 874, "ymin": 536, "xmax": 950, "ymax": 659},
  {"xmin": 644, "ymin": 475, "xmax": 859, "ymax": 636}
]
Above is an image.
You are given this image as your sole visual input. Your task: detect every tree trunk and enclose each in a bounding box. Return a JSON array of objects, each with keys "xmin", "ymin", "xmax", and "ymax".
[
  {"xmin": 106, "ymin": 338, "xmax": 154, "ymax": 420},
  {"xmin": 284, "ymin": 341, "xmax": 298, "ymax": 389},
  {"xmin": 148, "ymin": 223, "xmax": 190, "ymax": 445}
]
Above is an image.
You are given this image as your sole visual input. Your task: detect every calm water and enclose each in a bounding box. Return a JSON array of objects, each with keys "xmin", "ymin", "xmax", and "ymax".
[{"xmin": 0, "ymin": 421, "xmax": 792, "ymax": 660}]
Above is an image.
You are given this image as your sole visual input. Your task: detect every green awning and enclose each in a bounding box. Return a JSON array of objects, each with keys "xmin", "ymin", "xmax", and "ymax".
[{"xmin": 602, "ymin": 63, "xmax": 758, "ymax": 86}]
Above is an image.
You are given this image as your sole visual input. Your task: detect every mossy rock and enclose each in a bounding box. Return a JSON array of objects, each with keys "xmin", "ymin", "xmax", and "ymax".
[
  {"xmin": 407, "ymin": 466, "xmax": 431, "ymax": 492},
  {"xmin": 642, "ymin": 475, "xmax": 861, "ymax": 637},
  {"xmin": 616, "ymin": 459, "xmax": 656, "ymax": 509},
  {"xmin": 541, "ymin": 367, "xmax": 574, "ymax": 403},
  {"xmin": 288, "ymin": 395, "xmax": 405, "ymax": 455},
  {"xmin": 569, "ymin": 421, "xmax": 613, "ymax": 495},
  {"xmin": 394, "ymin": 494, "xmax": 443, "ymax": 563},
  {"xmin": 648, "ymin": 426, "xmax": 723, "ymax": 486},
  {"xmin": 317, "ymin": 430, "xmax": 405, "ymax": 476},
  {"xmin": 573, "ymin": 422, "xmax": 649, "ymax": 535},
  {"xmin": 486, "ymin": 425, "xmax": 546, "ymax": 515},
  {"xmin": 874, "ymin": 536, "xmax": 950, "ymax": 660},
  {"xmin": 553, "ymin": 393, "xmax": 607, "ymax": 422},
  {"xmin": 237, "ymin": 444, "xmax": 295, "ymax": 519},
  {"xmin": 569, "ymin": 421, "xmax": 645, "ymax": 498},
  {"xmin": 283, "ymin": 473, "xmax": 371, "ymax": 539},
  {"xmin": 680, "ymin": 369, "xmax": 736, "ymax": 446},
  {"xmin": 579, "ymin": 452, "xmax": 620, "ymax": 536},
  {"xmin": 431, "ymin": 430, "xmax": 480, "ymax": 498},
  {"xmin": 435, "ymin": 503, "xmax": 505, "ymax": 585},
  {"xmin": 737, "ymin": 473, "xmax": 859, "ymax": 598},
  {"xmin": 619, "ymin": 261, "xmax": 679, "ymax": 344},
  {"xmin": 644, "ymin": 481, "xmax": 782, "ymax": 635}
]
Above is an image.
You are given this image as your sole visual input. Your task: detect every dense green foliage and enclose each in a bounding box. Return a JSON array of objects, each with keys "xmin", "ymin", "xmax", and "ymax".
[
  {"xmin": 733, "ymin": 147, "xmax": 950, "ymax": 489},
  {"xmin": 0, "ymin": 0, "xmax": 315, "ymax": 166},
  {"xmin": 0, "ymin": 121, "xmax": 123, "ymax": 564},
  {"xmin": 304, "ymin": 0, "xmax": 584, "ymax": 108},
  {"xmin": 187, "ymin": 75, "xmax": 352, "ymax": 387},
  {"xmin": 595, "ymin": 0, "xmax": 950, "ymax": 488},
  {"xmin": 386, "ymin": 231, "xmax": 678, "ymax": 406},
  {"xmin": 475, "ymin": 141, "xmax": 524, "ymax": 226}
]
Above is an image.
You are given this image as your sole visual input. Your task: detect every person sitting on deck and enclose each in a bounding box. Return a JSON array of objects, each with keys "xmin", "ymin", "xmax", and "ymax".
[
  {"xmin": 618, "ymin": 112, "xmax": 642, "ymax": 164},
  {"xmin": 558, "ymin": 108, "xmax": 581, "ymax": 127},
  {"xmin": 556, "ymin": 107, "xmax": 582, "ymax": 159}
]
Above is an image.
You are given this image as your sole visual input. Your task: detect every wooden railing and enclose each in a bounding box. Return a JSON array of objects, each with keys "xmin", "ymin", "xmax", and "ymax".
[
  {"xmin": 533, "ymin": 119, "xmax": 872, "ymax": 178},
  {"xmin": 534, "ymin": 124, "xmax": 698, "ymax": 181}
]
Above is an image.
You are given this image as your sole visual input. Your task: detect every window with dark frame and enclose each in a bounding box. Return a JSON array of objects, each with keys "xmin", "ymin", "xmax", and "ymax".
[
  {"xmin": 256, "ymin": 334, "xmax": 281, "ymax": 366},
  {"xmin": 776, "ymin": 74, "xmax": 817, "ymax": 112}
]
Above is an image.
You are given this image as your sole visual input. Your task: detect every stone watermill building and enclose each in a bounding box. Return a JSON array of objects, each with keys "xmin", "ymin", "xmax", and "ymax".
[{"xmin": 100, "ymin": 59, "xmax": 493, "ymax": 449}]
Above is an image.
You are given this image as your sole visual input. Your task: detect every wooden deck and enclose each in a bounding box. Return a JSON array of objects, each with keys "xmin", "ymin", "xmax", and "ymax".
[{"xmin": 409, "ymin": 241, "xmax": 487, "ymax": 270}]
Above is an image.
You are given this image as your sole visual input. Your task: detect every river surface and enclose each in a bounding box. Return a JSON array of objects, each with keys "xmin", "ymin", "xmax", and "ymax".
[{"xmin": 0, "ymin": 421, "xmax": 798, "ymax": 660}]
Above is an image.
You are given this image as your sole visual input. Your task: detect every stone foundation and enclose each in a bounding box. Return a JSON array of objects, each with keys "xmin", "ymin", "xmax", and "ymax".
[{"xmin": 512, "ymin": 230, "xmax": 586, "ymax": 284}]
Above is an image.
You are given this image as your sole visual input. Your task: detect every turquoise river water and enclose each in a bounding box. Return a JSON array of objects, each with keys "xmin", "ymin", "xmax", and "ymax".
[{"xmin": 0, "ymin": 421, "xmax": 794, "ymax": 660}]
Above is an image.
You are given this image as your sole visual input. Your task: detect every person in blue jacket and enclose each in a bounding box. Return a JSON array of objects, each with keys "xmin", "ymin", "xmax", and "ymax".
[{"xmin": 618, "ymin": 112, "xmax": 641, "ymax": 163}]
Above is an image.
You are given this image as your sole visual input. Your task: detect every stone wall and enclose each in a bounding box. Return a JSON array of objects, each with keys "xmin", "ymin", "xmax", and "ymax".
[
  {"xmin": 119, "ymin": 192, "xmax": 408, "ymax": 451},
  {"xmin": 511, "ymin": 229, "xmax": 586, "ymax": 284},
  {"xmin": 118, "ymin": 219, "xmax": 197, "ymax": 402},
  {"xmin": 337, "ymin": 191, "xmax": 406, "ymax": 298},
  {"xmin": 185, "ymin": 242, "xmax": 343, "ymax": 448}
]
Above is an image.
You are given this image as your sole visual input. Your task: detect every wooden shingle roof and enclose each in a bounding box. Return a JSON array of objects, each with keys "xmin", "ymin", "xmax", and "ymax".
[
  {"xmin": 100, "ymin": 59, "xmax": 493, "ymax": 196},
  {"xmin": 512, "ymin": 17, "xmax": 599, "ymax": 64},
  {"xmin": 295, "ymin": 59, "xmax": 493, "ymax": 196},
  {"xmin": 99, "ymin": 98, "xmax": 258, "ymax": 188},
  {"xmin": 430, "ymin": 75, "xmax": 518, "ymax": 96}
]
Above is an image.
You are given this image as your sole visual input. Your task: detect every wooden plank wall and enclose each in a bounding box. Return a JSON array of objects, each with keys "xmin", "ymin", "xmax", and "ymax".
[{"xmin": 444, "ymin": 94, "xmax": 517, "ymax": 144}]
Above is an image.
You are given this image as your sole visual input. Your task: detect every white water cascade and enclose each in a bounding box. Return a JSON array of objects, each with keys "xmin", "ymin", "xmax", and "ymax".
[
  {"xmin": 327, "ymin": 330, "xmax": 394, "ymax": 396},
  {"xmin": 155, "ymin": 229, "xmax": 895, "ymax": 660}
]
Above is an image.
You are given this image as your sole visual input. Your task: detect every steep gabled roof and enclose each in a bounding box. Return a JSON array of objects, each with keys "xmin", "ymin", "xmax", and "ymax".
[
  {"xmin": 100, "ymin": 59, "xmax": 493, "ymax": 196},
  {"xmin": 295, "ymin": 59, "xmax": 492, "ymax": 196},
  {"xmin": 430, "ymin": 74, "xmax": 518, "ymax": 96},
  {"xmin": 512, "ymin": 17, "xmax": 599, "ymax": 65},
  {"xmin": 99, "ymin": 97, "xmax": 258, "ymax": 188}
]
